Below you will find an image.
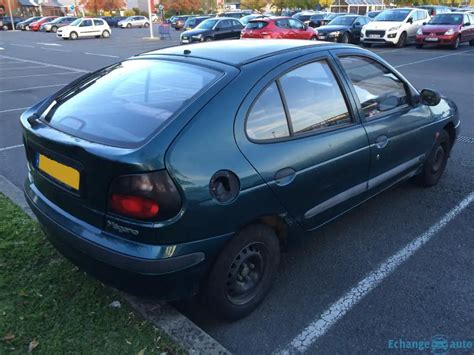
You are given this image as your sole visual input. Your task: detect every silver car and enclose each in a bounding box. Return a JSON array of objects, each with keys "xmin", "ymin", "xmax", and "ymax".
[{"xmin": 118, "ymin": 16, "xmax": 150, "ymax": 28}]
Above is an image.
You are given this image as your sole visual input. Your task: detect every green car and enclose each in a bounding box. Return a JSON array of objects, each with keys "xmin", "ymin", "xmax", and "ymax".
[{"xmin": 21, "ymin": 40, "xmax": 459, "ymax": 320}]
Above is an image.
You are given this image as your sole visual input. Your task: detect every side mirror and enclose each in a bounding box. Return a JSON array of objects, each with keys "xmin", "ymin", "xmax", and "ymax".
[
  {"xmin": 464, "ymin": 22, "xmax": 471, "ymax": 27},
  {"xmin": 422, "ymin": 22, "xmax": 426, "ymax": 25},
  {"xmin": 354, "ymin": 21, "xmax": 361, "ymax": 27},
  {"xmin": 420, "ymin": 89, "xmax": 441, "ymax": 106},
  {"xmin": 407, "ymin": 17, "xmax": 413, "ymax": 24},
  {"xmin": 377, "ymin": 95, "xmax": 399, "ymax": 112}
]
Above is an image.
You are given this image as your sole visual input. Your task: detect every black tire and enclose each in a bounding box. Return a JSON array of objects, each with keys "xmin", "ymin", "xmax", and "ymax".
[
  {"xmin": 310, "ymin": 36, "xmax": 317, "ymax": 41},
  {"xmin": 2, "ymin": 25, "xmax": 8, "ymax": 31},
  {"xmin": 340, "ymin": 32, "xmax": 349, "ymax": 44},
  {"xmin": 127, "ymin": 23, "xmax": 131, "ymax": 28},
  {"xmin": 470, "ymin": 39, "xmax": 474, "ymax": 46},
  {"xmin": 70, "ymin": 31, "xmax": 78, "ymax": 40},
  {"xmin": 416, "ymin": 43, "xmax": 423, "ymax": 49},
  {"xmin": 204, "ymin": 36, "xmax": 213, "ymax": 42},
  {"xmin": 451, "ymin": 36, "xmax": 460, "ymax": 50},
  {"xmin": 396, "ymin": 32, "xmax": 407, "ymax": 48},
  {"xmin": 203, "ymin": 224, "xmax": 280, "ymax": 321},
  {"xmin": 144, "ymin": 22, "xmax": 150, "ymax": 28},
  {"xmin": 362, "ymin": 42, "xmax": 372, "ymax": 48},
  {"xmin": 102, "ymin": 30, "xmax": 110, "ymax": 38},
  {"xmin": 417, "ymin": 130, "xmax": 450, "ymax": 187},
  {"xmin": 51, "ymin": 26, "xmax": 58, "ymax": 33}
]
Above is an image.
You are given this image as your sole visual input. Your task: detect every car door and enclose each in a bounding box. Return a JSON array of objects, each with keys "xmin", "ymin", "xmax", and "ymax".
[
  {"xmin": 334, "ymin": 52, "xmax": 435, "ymax": 195},
  {"xmin": 288, "ymin": 18, "xmax": 307, "ymax": 39},
  {"xmin": 405, "ymin": 10, "xmax": 418, "ymax": 40},
  {"xmin": 78, "ymin": 19, "xmax": 94, "ymax": 37},
  {"xmin": 461, "ymin": 14, "xmax": 474, "ymax": 42},
  {"xmin": 352, "ymin": 17, "xmax": 365, "ymax": 41},
  {"xmin": 93, "ymin": 19, "xmax": 105, "ymax": 35},
  {"xmin": 235, "ymin": 52, "xmax": 371, "ymax": 230},
  {"xmin": 231, "ymin": 19, "xmax": 243, "ymax": 38},
  {"xmin": 275, "ymin": 19, "xmax": 291, "ymax": 38}
]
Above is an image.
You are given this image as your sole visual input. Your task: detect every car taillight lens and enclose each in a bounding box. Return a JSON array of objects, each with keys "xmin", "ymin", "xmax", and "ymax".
[{"xmin": 108, "ymin": 171, "xmax": 181, "ymax": 221}]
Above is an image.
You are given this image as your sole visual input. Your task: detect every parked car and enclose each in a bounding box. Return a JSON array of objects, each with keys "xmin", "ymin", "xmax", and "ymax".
[
  {"xmin": 416, "ymin": 12, "xmax": 474, "ymax": 49},
  {"xmin": 240, "ymin": 14, "xmax": 266, "ymax": 26},
  {"xmin": 29, "ymin": 16, "xmax": 58, "ymax": 31},
  {"xmin": 315, "ymin": 15, "xmax": 371, "ymax": 43},
  {"xmin": 218, "ymin": 12, "xmax": 246, "ymax": 19},
  {"xmin": 180, "ymin": 18, "xmax": 243, "ymax": 44},
  {"xmin": 241, "ymin": 17, "xmax": 317, "ymax": 40},
  {"xmin": 171, "ymin": 15, "xmax": 194, "ymax": 30},
  {"xmin": 320, "ymin": 12, "xmax": 348, "ymax": 26},
  {"xmin": 292, "ymin": 11, "xmax": 319, "ymax": 23},
  {"xmin": 41, "ymin": 16, "xmax": 77, "ymax": 32},
  {"xmin": 361, "ymin": 8, "xmax": 430, "ymax": 47},
  {"xmin": 16, "ymin": 16, "xmax": 41, "ymax": 30},
  {"xmin": 118, "ymin": 16, "xmax": 150, "ymax": 28},
  {"xmin": 305, "ymin": 13, "xmax": 327, "ymax": 28},
  {"xmin": 367, "ymin": 11, "xmax": 381, "ymax": 19},
  {"xmin": 417, "ymin": 5, "xmax": 451, "ymax": 17},
  {"xmin": 101, "ymin": 16, "xmax": 126, "ymax": 27},
  {"xmin": 0, "ymin": 16, "xmax": 24, "ymax": 30},
  {"xmin": 21, "ymin": 40, "xmax": 459, "ymax": 320},
  {"xmin": 57, "ymin": 18, "xmax": 111, "ymax": 40},
  {"xmin": 183, "ymin": 16, "xmax": 211, "ymax": 30}
]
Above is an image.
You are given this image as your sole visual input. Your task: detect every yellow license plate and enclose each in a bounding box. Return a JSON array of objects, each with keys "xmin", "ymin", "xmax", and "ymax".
[{"xmin": 37, "ymin": 154, "xmax": 80, "ymax": 190}]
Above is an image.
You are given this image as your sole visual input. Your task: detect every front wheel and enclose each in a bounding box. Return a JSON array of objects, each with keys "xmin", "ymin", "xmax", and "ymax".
[
  {"xmin": 417, "ymin": 130, "xmax": 450, "ymax": 187},
  {"xmin": 144, "ymin": 22, "xmax": 150, "ymax": 28},
  {"xmin": 69, "ymin": 31, "xmax": 78, "ymax": 40},
  {"xmin": 451, "ymin": 36, "xmax": 460, "ymax": 50},
  {"xmin": 102, "ymin": 30, "xmax": 110, "ymax": 38},
  {"xmin": 340, "ymin": 32, "xmax": 349, "ymax": 44},
  {"xmin": 2, "ymin": 25, "xmax": 8, "ymax": 31},
  {"xmin": 51, "ymin": 26, "xmax": 58, "ymax": 33},
  {"xmin": 203, "ymin": 224, "xmax": 280, "ymax": 321},
  {"xmin": 395, "ymin": 32, "xmax": 407, "ymax": 48},
  {"xmin": 127, "ymin": 23, "xmax": 131, "ymax": 28}
]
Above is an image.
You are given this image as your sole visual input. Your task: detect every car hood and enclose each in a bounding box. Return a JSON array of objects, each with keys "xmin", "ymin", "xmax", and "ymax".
[
  {"xmin": 317, "ymin": 25, "xmax": 350, "ymax": 33},
  {"xmin": 181, "ymin": 28, "xmax": 211, "ymax": 37},
  {"xmin": 364, "ymin": 21, "xmax": 404, "ymax": 30},
  {"xmin": 421, "ymin": 24, "xmax": 460, "ymax": 32}
]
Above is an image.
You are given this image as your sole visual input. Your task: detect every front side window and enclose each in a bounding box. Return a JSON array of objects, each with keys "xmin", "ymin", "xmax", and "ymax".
[
  {"xmin": 275, "ymin": 19, "xmax": 290, "ymax": 28},
  {"xmin": 80, "ymin": 20, "xmax": 92, "ymax": 27},
  {"xmin": 47, "ymin": 60, "xmax": 219, "ymax": 147},
  {"xmin": 280, "ymin": 61, "xmax": 351, "ymax": 134},
  {"xmin": 339, "ymin": 56, "xmax": 409, "ymax": 119},
  {"xmin": 289, "ymin": 18, "xmax": 304, "ymax": 29},
  {"xmin": 246, "ymin": 83, "xmax": 289, "ymax": 141}
]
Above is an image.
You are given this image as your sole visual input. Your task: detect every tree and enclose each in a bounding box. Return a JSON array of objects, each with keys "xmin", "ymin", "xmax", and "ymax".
[
  {"xmin": 241, "ymin": 0, "xmax": 268, "ymax": 11},
  {"xmin": 161, "ymin": 0, "xmax": 201, "ymax": 14},
  {"xmin": 80, "ymin": 0, "xmax": 125, "ymax": 14}
]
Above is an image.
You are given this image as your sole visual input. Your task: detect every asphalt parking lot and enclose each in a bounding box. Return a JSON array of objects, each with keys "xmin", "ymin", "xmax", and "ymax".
[{"xmin": 1, "ymin": 28, "xmax": 473, "ymax": 354}]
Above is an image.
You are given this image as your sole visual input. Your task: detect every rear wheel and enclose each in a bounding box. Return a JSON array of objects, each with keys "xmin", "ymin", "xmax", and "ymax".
[
  {"xmin": 102, "ymin": 30, "xmax": 110, "ymax": 38},
  {"xmin": 51, "ymin": 26, "xmax": 58, "ymax": 33},
  {"xmin": 417, "ymin": 130, "xmax": 450, "ymax": 187},
  {"xmin": 451, "ymin": 36, "xmax": 460, "ymax": 50},
  {"xmin": 340, "ymin": 32, "xmax": 349, "ymax": 44},
  {"xmin": 395, "ymin": 31, "xmax": 407, "ymax": 48},
  {"xmin": 203, "ymin": 224, "xmax": 280, "ymax": 321},
  {"xmin": 127, "ymin": 23, "xmax": 131, "ymax": 28},
  {"xmin": 70, "ymin": 31, "xmax": 78, "ymax": 40},
  {"xmin": 2, "ymin": 25, "xmax": 8, "ymax": 31}
]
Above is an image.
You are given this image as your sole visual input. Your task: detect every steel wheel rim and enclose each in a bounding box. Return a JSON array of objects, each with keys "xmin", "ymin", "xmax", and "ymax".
[
  {"xmin": 431, "ymin": 146, "xmax": 445, "ymax": 173},
  {"xmin": 225, "ymin": 242, "xmax": 268, "ymax": 305}
]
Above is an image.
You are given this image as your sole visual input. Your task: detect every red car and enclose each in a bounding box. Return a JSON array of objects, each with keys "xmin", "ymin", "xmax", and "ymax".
[
  {"xmin": 416, "ymin": 12, "xmax": 474, "ymax": 49},
  {"xmin": 29, "ymin": 16, "xmax": 58, "ymax": 31},
  {"xmin": 241, "ymin": 17, "xmax": 317, "ymax": 40}
]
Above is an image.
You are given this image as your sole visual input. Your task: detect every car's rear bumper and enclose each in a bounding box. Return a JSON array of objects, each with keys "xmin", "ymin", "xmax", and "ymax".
[
  {"xmin": 416, "ymin": 34, "xmax": 457, "ymax": 45},
  {"xmin": 25, "ymin": 180, "xmax": 232, "ymax": 300}
]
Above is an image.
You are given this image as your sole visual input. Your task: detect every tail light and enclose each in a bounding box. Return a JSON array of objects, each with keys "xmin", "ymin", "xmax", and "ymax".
[{"xmin": 108, "ymin": 171, "xmax": 181, "ymax": 221}]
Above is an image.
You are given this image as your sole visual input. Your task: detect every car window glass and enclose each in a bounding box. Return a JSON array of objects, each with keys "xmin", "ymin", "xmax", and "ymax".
[
  {"xmin": 232, "ymin": 19, "xmax": 242, "ymax": 27},
  {"xmin": 93, "ymin": 19, "xmax": 104, "ymax": 26},
  {"xmin": 417, "ymin": 10, "xmax": 427, "ymax": 20},
  {"xmin": 464, "ymin": 15, "xmax": 470, "ymax": 24},
  {"xmin": 275, "ymin": 19, "xmax": 290, "ymax": 28},
  {"xmin": 339, "ymin": 56, "xmax": 408, "ymax": 119},
  {"xmin": 247, "ymin": 82, "xmax": 290, "ymax": 141},
  {"xmin": 80, "ymin": 20, "xmax": 92, "ymax": 27},
  {"xmin": 289, "ymin": 18, "xmax": 304, "ymax": 29},
  {"xmin": 279, "ymin": 61, "xmax": 351, "ymax": 134}
]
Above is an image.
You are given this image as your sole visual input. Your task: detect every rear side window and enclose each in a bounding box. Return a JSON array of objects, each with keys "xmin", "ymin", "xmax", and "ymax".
[
  {"xmin": 280, "ymin": 61, "xmax": 351, "ymax": 134},
  {"xmin": 246, "ymin": 82, "xmax": 289, "ymax": 141},
  {"xmin": 93, "ymin": 19, "xmax": 105, "ymax": 26},
  {"xmin": 339, "ymin": 56, "xmax": 408, "ymax": 119},
  {"xmin": 46, "ymin": 60, "xmax": 219, "ymax": 147},
  {"xmin": 246, "ymin": 21, "xmax": 268, "ymax": 29}
]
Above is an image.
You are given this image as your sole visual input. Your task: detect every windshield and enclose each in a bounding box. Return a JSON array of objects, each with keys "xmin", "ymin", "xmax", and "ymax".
[
  {"xmin": 185, "ymin": 18, "xmax": 196, "ymax": 26},
  {"xmin": 70, "ymin": 19, "xmax": 81, "ymax": 26},
  {"xmin": 50, "ymin": 17, "xmax": 65, "ymax": 23},
  {"xmin": 374, "ymin": 9, "xmax": 411, "ymax": 22},
  {"xmin": 428, "ymin": 14, "xmax": 463, "ymax": 24},
  {"xmin": 47, "ymin": 60, "xmax": 220, "ymax": 147},
  {"xmin": 125, "ymin": 16, "xmax": 134, "ymax": 21},
  {"xmin": 197, "ymin": 19, "xmax": 219, "ymax": 29},
  {"xmin": 328, "ymin": 16, "xmax": 357, "ymax": 25}
]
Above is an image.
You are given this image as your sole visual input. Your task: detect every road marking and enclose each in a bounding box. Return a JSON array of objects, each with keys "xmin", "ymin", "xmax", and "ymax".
[
  {"xmin": 0, "ymin": 55, "xmax": 88, "ymax": 73},
  {"xmin": 0, "ymin": 107, "xmax": 28, "ymax": 113},
  {"xmin": 10, "ymin": 43, "xmax": 35, "ymax": 48},
  {"xmin": 40, "ymin": 47, "xmax": 72, "ymax": 52},
  {"xmin": 0, "ymin": 61, "xmax": 20, "ymax": 64},
  {"xmin": 0, "ymin": 144, "xmax": 24, "ymax": 152},
  {"xmin": 395, "ymin": 49, "xmax": 474, "ymax": 68},
  {"xmin": 84, "ymin": 52, "xmax": 119, "ymax": 58},
  {"xmin": 0, "ymin": 72, "xmax": 79, "ymax": 80},
  {"xmin": 0, "ymin": 65, "xmax": 47, "ymax": 71},
  {"xmin": 0, "ymin": 83, "xmax": 66, "ymax": 93},
  {"xmin": 0, "ymin": 48, "xmax": 4, "ymax": 51},
  {"xmin": 276, "ymin": 191, "xmax": 474, "ymax": 354},
  {"xmin": 37, "ymin": 42, "xmax": 61, "ymax": 46}
]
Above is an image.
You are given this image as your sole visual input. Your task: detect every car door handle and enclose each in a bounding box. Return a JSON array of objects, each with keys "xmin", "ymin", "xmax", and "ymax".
[
  {"xmin": 375, "ymin": 135, "xmax": 389, "ymax": 149},
  {"xmin": 274, "ymin": 168, "xmax": 296, "ymax": 186}
]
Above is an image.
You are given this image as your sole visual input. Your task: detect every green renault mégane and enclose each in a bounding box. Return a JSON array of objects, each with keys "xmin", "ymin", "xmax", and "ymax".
[{"xmin": 21, "ymin": 40, "xmax": 459, "ymax": 320}]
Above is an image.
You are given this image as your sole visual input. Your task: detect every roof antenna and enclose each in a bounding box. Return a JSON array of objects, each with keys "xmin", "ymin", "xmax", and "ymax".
[{"xmin": 183, "ymin": 49, "xmax": 191, "ymax": 55}]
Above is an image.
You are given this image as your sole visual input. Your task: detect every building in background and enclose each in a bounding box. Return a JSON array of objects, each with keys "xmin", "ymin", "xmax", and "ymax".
[{"xmin": 330, "ymin": 0, "xmax": 385, "ymax": 15}]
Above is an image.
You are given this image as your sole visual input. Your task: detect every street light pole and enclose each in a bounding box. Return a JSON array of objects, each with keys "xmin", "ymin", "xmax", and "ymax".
[
  {"xmin": 147, "ymin": 0, "xmax": 154, "ymax": 38},
  {"xmin": 7, "ymin": 0, "xmax": 15, "ymax": 31}
]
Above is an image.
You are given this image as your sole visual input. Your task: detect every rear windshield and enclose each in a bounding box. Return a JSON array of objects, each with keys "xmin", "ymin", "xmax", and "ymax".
[
  {"xmin": 246, "ymin": 21, "xmax": 268, "ymax": 29},
  {"xmin": 46, "ymin": 60, "xmax": 219, "ymax": 147}
]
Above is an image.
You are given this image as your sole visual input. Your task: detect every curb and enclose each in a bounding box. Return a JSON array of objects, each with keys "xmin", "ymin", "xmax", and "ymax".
[{"xmin": 0, "ymin": 174, "xmax": 231, "ymax": 355}]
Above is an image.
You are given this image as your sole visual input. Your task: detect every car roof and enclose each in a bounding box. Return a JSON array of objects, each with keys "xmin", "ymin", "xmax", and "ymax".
[{"xmin": 140, "ymin": 39, "xmax": 344, "ymax": 67}]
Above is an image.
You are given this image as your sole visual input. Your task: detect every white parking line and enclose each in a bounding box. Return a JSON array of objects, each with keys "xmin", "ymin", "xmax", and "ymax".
[
  {"xmin": 395, "ymin": 49, "xmax": 474, "ymax": 68},
  {"xmin": 0, "ymin": 55, "xmax": 88, "ymax": 73},
  {"xmin": 0, "ymin": 83, "xmax": 66, "ymax": 93},
  {"xmin": 0, "ymin": 72, "xmax": 79, "ymax": 80},
  {"xmin": 10, "ymin": 44, "xmax": 35, "ymax": 48},
  {"xmin": 84, "ymin": 52, "xmax": 119, "ymax": 58},
  {"xmin": 0, "ymin": 107, "xmax": 28, "ymax": 113},
  {"xmin": 0, "ymin": 65, "xmax": 47, "ymax": 71},
  {"xmin": 40, "ymin": 47, "xmax": 72, "ymax": 53},
  {"xmin": 0, "ymin": 61, "xmax": 21, "ymax": 64},
  {"xmin": 0, "ymin": 144, "xmax": 24, "ymax": 152},
  {"xmin": 37, "ymin": 42, "xmax": 61, "ymax": 47},
  {"xmin": 275, "ymin": 191, "xmax": 474, "ymax": 354}
]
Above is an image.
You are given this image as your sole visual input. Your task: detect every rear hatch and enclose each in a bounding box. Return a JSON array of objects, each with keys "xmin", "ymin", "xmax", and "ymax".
[{"xmin": 21, "ymin": 57, "xmax": 223, "ymax": 241}]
